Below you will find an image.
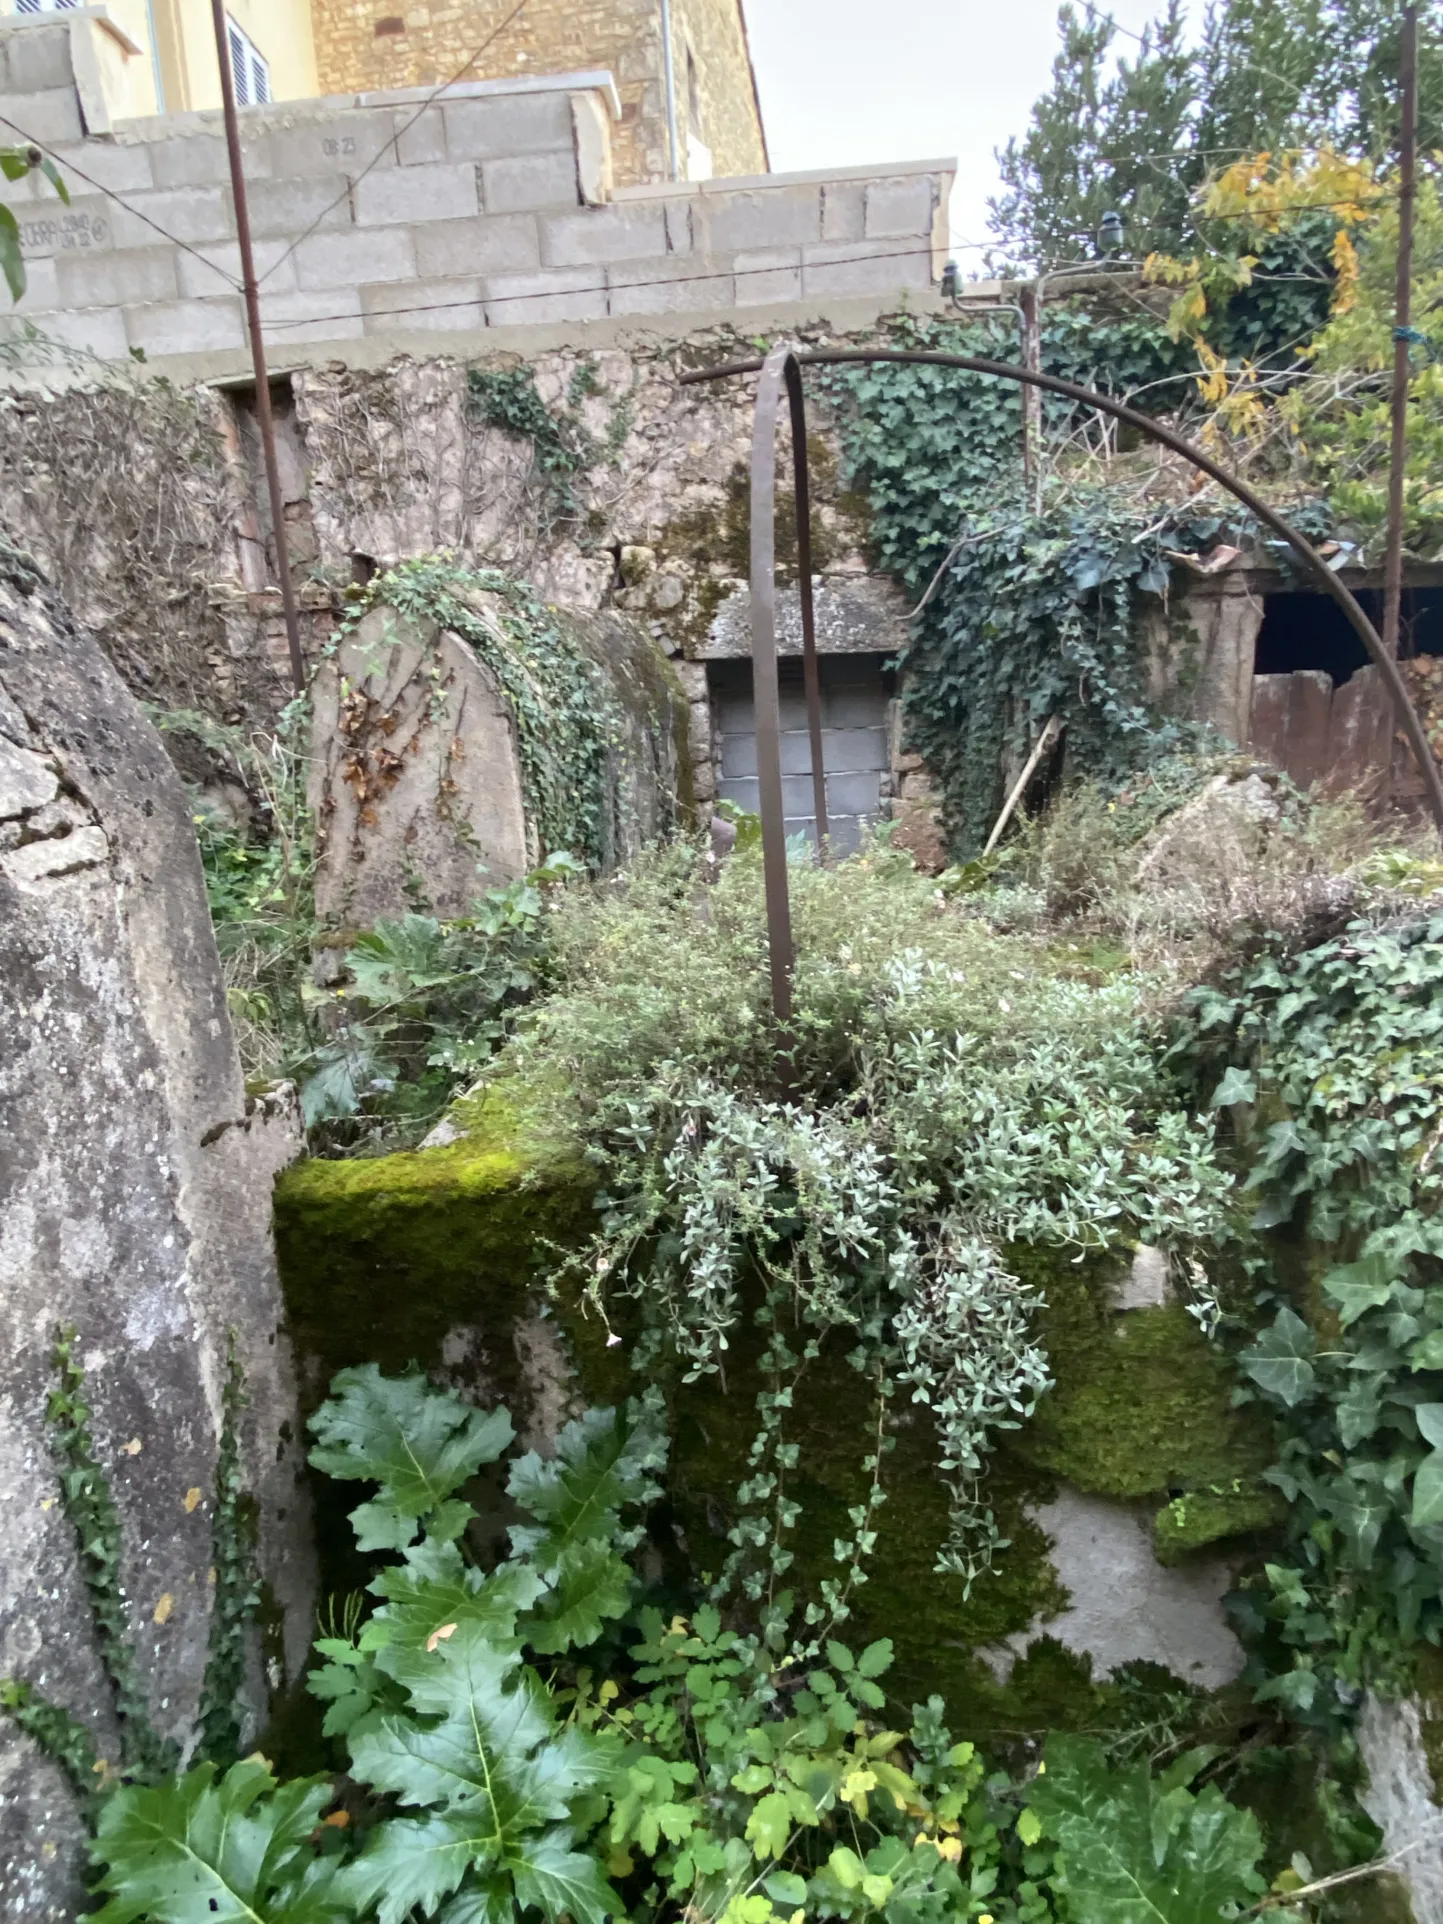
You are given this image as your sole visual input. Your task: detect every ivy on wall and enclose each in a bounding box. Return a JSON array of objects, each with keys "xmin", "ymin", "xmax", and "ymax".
[{"xmin": 828, "ymin": 314, "xmax": 1224, "ymax": 851}]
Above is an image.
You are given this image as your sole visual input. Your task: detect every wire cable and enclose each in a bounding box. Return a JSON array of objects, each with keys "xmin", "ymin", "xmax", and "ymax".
[
  {"xmin": 0, "ymin": 109, "xmax": 244, "ymax": 288},
  {"xmin": 255, "ymin": 0, "xmax": 530, "ymax": 289}
]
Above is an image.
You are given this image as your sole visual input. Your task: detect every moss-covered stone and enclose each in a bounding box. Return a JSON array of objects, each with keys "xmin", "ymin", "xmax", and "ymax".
[
  {"xmin": 274, "ymin": 1083, "xmax": 594, "ymax": 1418},
  {"xmin": 1011, "ymin": 1244, "xmax": 1274, "ymax": 1516},
  {"xmin": 1153, "ymin": 1481, "xmax": 1286, "ymax": 1565},
  {"xmin": 274, "ymin": 1108, "xmax": 1280, "ymax": 1751}
]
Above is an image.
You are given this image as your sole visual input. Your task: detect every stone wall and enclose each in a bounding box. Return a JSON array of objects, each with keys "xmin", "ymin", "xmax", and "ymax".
[
  {"xmin": 0, "ymin": 554, "xmax": 311, "ymax": 1918},
  {"xmin": 306, "ymin": 0, "xmax": 766, "ymax": 187},
  {"xmin": 0, "ymin": 308, "xmax": 925, "ymax": 819},
  {"xmin": 0, "ymin": 18, "xmax": 946, "ymax": 362}
]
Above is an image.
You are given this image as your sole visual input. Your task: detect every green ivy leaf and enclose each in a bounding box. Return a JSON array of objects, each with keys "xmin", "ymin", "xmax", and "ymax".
[
  {"xmin": 1208, "ymin": 1066, "xmax": 1256, "ymax": 1109},
  {"xmin": 1239, "ymin": 1309, "xmax": 1317, "ymax": 1409},
  {"xmin": 1411, "ymin": 1448, "xmax": 1443, "ymax": 1528},
  {"xmin": 1322, "ymin": 1255, "xmax": 1399, "ymax": 1326},
  {"xmin": 1418, "ymin": 1405, "xmax": 1443, "ymax": 1451},
  {"xmin": 308, "ymin": 1366, "xmax": 514, "ymax": 1551}
]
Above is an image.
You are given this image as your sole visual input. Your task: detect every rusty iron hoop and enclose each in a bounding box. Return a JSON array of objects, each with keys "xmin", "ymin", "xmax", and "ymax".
[{"xmin": 683, "ymin": 344, "xmax": 1443, "ymax": 1024}]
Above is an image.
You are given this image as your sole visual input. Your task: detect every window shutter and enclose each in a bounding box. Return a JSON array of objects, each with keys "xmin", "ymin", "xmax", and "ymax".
[
  {"xmin": 251, "ymin": 52, "xmax": 270, "ymax": 104},
  {"xmin": 228, "ymin": 23, "xmax": 250, "ymax": 105}
]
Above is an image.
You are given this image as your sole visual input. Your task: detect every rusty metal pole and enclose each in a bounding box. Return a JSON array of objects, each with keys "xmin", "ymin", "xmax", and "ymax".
[
  {"xmin": 751, "ymin": 346, "xmax": 796, "ymax": 1025},
  {"xmin": 209, "ymin": 0, "xmax": 306, "ymax": 694},
  {"xmin": 1383, "ymin": 1, "xmax": 1419, "ymax": 658},
  {"xmin": 682, "ymin": 347, "xmax": 1443, "ymax": 841},
  {"xmin": 783, "ymin": 356, "xmax": 829, "ymax": 852},
  {"xmin": 1019, "ymin": 282, "xmax": 1041, "ymax": 497}
]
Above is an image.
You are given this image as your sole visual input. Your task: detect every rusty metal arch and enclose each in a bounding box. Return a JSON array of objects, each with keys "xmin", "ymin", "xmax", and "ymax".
[{"xmin": 683, "ymin": 343, "xmax": 1443, "ymax": 1022}]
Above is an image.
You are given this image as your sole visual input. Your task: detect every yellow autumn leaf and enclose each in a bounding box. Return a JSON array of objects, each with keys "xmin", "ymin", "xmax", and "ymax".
[
  {"xmin": 840, "ymin": 1768, "xmax": 876, "ymax": 1814},
  {"xmin": 322, "ymin": 1809, "xmax": 350, "ymax": 1828},
  {"xmin": 153, "ymin": 1593, "xmax": 173, "ymax": 1625},
  {"xmin": 122, "ymin": 1438, "xmax": 142, "ymax": 1457},
  {"xmin": 426, "ymin": 1621, "xmax": 459, "ymax": 1653},
  {"xmin": 182, "ymin": 1488, "xmax": 203, "ymax": 1514}
]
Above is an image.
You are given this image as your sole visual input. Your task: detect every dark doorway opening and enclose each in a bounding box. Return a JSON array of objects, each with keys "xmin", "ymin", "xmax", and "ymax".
[{"xmin": 1254, "ymin": 585, "xmax": 1443, "ymax": 684}]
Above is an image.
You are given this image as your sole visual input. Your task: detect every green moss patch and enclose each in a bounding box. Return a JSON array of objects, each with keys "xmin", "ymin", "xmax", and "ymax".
[
  {"xmin": 1012, "ymin": 1246, "xmax": 1273, "ymax": 1524},
  {"xmin": 275, "ymin": 1085, "xmax": 594, "ymax": 1416}
]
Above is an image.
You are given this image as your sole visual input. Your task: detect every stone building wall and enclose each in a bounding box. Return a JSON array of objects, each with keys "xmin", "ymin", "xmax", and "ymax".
[{"xmin": 306, "ymin": 0, "xmax": 765, "ymax": 187}]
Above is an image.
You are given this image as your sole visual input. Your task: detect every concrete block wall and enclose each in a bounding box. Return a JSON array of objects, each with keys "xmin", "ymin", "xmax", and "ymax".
[{"xmin": 0, "ymin": 19, "xmax": 952, "ymax": 366}]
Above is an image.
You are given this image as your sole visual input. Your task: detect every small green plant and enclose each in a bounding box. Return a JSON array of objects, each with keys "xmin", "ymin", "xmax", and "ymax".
[
  {"xmin": 467, "ymin": 363, "xmax": 596, "ymax": 518},
  {"xmin": 298, "ymin": 854, "xmax": 580, "ymax": 1140},
  {"xmin": 77, "ymin": 1366, "xmax": 1287, "ymax": 1923}
]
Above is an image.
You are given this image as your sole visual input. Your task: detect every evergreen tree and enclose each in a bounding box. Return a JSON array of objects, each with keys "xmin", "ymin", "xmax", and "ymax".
[{"xmin": 990, "ymin": 0, "xmax": 1443, "ymax": 275}]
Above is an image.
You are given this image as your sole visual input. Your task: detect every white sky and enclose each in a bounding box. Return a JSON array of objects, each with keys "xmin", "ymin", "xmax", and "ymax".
[{"xmin": 743, "ymin": 0, "xmax": 1178, "ymax": 258}]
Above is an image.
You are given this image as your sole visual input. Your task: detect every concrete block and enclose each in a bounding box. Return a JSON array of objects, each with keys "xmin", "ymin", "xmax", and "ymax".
[
  {"xmin": 541, "ymin": 202, "xmax": 665, "ymax": 267},
  {"xmin": 124, "ymin": 295, "xmax": 246, "ymax": 358},
  {"xmin": 55, "ymin": 243, "xmax": 177, "ymax": 308},
  {"xmin": 148, "ymin": 130, "xmax": 271, "ymax": 189},
  {"xmin": 361, "ymin": 276, "xmax": 484, "ymax": 332},
  {"xmin": 46, "ymin": 137, "xmax": 154, "ymax": 195},
  {"xmin": 395, "ymin": 108, "xmax": 446, "ymax": 166},
  {"xmin": 0, "ymin": 86, "xmax": 85, "ymax": 146},
  {"xmin": 802, "ymin": 239, "xmax": 932, "ymax": 298},
  {"xmin": 607, "ymin": 259, "xmax": 734, "ymax": 315},
  {"xmin": 243, "ymin": 174, "xmax": 351, "ymax": 240},
  {"xmin": 15, "ymin": 194, "xmax": 114, "ymax": 257},
  {"xmin": 734, "ymin": 247, "xmax": 801, "ymax": 305},
  {"xmin": 3, "ymin": 301, "xmax": 128, "ymax": 358},
  {"xmin": 864, "ymin": 174, "xmax": 937, "ymax": 239},
  {"xmin": 10, "ymin": 251, "xmax": 57, "ymax": 310},
  {"xmin": 258, "ymin": 285, "xmax": 365, "ymax": 344},
  {"xmin": 110, "ymin": 185, "xmax": 233, "ymax": 248},
  {"xmin": 354, "ymin": 160, "xmax": 478, "ymax": 227},
  {"xmin": 482, "ymin": 150, "xmax": 578, "ymax": 214},
  {"xmin": 821, "ymin": 180, "xmax": 864, "ymax": 243},
  {"xmin": 443, "ymin": 91, "xmax": 572, "ymax": 160},
  {"xmin": 702, "ymin": 185, "xmax": 821, "ymax": 252},
  {"xmin": 2, "ymin": 25, "xmax": 74, "ymax": 94},
  {"xmin": 571, "ymin": 91, "xmax": 611, "ymax": 206},
  {"xmin": 413, "ymin": 212, "xmax": 540, "ymax": 277},
  {"xmin": 264, "ymin": 111, "xmax": 400, "ymax": 179},
  {"xmin": 482, "ymin": 265, "xmax": 604, "ymax": 326},
  {"xmin": 177, "ymin": 237, "xmax": 298, "ymax": 299},
  {"xmin": 295, "ymin": 224, "xmax": 415, "ymax": 290},
  {"xmin": 664, "ymin": 198, "xmax": 693, "ymax": 254}
]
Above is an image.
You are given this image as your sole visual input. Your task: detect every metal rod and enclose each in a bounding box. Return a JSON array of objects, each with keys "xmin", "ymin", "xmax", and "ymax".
[
  {"xmin": 1383, "ymin": 1, "xmax": 1419, "ymax": 658},
  {"xmin": 682, "ymin": 347, "xmax": 1443, "ymax": 840},
  {"xmin": 659, "ymin": 0, "xmax": 680, "ymax": 181},
  {"xmin": 1019, "ymin": 282, "xmax": 1041, "ymax": 495},
  {"xmin": 783, "ymin": 355, "xmax": 829, "ymax": 853},
  {"xmin": 751, "ymin": 346, "xmax": 796, "ymax": 1024},
  {"xmin": 209, "ymin": 0, "xmax": 306, "ymax": 696}
]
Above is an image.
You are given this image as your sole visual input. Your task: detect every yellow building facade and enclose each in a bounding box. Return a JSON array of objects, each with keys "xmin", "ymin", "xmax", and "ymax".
[
  {"xmin": 3, "ymin": 0, "xmax": 318, "ymax": 117},
  {"xmin": 4, "ymin": 0, "xmax": 764, "ymax": 186}
]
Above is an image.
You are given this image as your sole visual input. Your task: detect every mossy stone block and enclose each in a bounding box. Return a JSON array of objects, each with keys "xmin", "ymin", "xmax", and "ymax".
[{"xmin": 273, "ymin": 1087, "xmax": 594, "ymax": 1416}]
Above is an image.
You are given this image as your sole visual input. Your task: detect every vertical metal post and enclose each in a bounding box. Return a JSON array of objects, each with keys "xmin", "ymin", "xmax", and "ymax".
[
  {"xmin": 659, "ymin": 0, "xmax": 680, "ymax": 180},
  {"xmin": 751, "ymin": 346, "xmax": 796, "ymax": 1026},
  {"xmin": 1383, "ymin": 1, "xmax": 1419, "ymax": 658},
  {"xmin": 784, "ymin": 358, "xmax": 829, "ymax": 852},
  {"xmin": 209, "ymin": 0, "xmax": 306, "ymax": 695},
  {"xmin": 1019, "ymin": 282, "xmax": 1041, "ymax": 495}
]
